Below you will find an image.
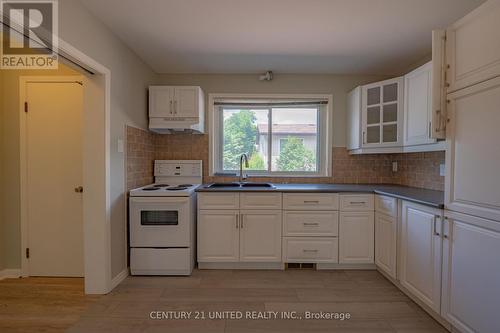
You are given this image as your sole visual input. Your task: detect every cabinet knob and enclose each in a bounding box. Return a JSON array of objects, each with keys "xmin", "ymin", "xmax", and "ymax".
[{"xmin": 74, "ymin": 186, "xmax": 83, "ymax": 193}]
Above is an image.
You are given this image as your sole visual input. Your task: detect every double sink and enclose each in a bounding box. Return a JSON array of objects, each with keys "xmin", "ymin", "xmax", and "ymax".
[{"xmin": 205, "ymin": 182, "xmax": 275, "ymax": 189}]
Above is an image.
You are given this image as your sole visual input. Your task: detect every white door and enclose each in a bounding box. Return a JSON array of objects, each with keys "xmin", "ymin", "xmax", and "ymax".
[
  {"xmin": 404, "ymin": 61, "xmax": 436, "ymax": 146},
  {"xmin": 441, "ymin": 211, "xmax": 500, "ymax": 333},
  {"xmin": 25, "ymin": 80, "xmax": 84, "ymax": 277},
  {"xmin": 446, "ymin": 0, "xmax": 500, "ymax": 93},
  {"xmin": 197, "ymin": 210, "xmax": 239, "ymax": 262},
  {"xmin": 400, "ymin": 201, "xmax": 442, "ymax": 313},
  {"xmin": 445, "ymin": 76, "xmax": 500, "ymax": 222},
  {"xmin": 361, "ymin": 77, "xmax": 404, "ymax": 148},
  {"xmin": 240, "ymin": 210, "xmax": 282, "ymax": 262},
  {"xmin": 375, "ymin": 212, "xmax": 397, "ymax": 279},
  {"xmin": 149, "ymin": 86, "xmax": 174, "ymax": 117},
  {"xmin": 339, "ymin": 212, "xmax": 374, "ymax": 264},
  {"xmin": 174, "ymin": 87, "xmax": 199, "ymax": 118}
]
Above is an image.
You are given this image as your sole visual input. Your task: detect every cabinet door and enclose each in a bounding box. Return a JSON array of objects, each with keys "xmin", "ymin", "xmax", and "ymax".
[
  {"xmin": 149, "ymin": 86, "xmax": 174, "ymax": 117},
  {"xmin": 375, "ymin": 212, "xmax": 397, "ymax": 279},
  {"xmin": 197, "ymin": 210, "xmax": 239, "ymax": 262},
  {"xmin": 446, "ymin": 1, "xmax": 500, "ymax": 93},
  {"xmin": 400, "ymin": 201, "xmax": 442, "ymax": 313},
  {"xmin": 362, "ymin": 77, "xmax": 404, "ymax": 148},
  {"xmin": 239, "ymin": 210, "xmax": 282, "ymax": 262},
  {"xmin": 431, "ymin": 30, "xmax": 447, "ymax": 139},
  {"xmin": 441, "ymin": 211, "xmax": 500, "ymax": 333},
  {"xmin": 173, "ymin": 87, "xmax": 200, "ymax": 118},
  {"xmin": 339, "ymin": 211, "xmax": 374, "ymax": 264},
  {"xmin": 404, "ymin": 62, "xmax": 436, "ymax": 146},
  {"xmin": 445, "ymin": 76, "xmax": 500, "ymax": 222},
  {"xmin": 346, "ymin": 86, "xmax": 362, "ymax": 150}
]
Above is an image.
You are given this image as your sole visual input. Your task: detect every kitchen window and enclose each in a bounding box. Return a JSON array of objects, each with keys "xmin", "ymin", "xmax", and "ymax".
[{"xmin": 209, "ymin": 94, "xmax": 332, "ymax": 177}]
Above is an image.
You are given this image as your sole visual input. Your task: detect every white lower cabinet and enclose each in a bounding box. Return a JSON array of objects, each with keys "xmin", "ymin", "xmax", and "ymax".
[
  {"xmin": 197, "ymin": 194, "xmax": 282, "ymax": 264},
  {"xmin": 374, "ymin": 212, "xmax": 397, "ymax": 279},
  {"xmin": 240, "ymin": 210, "xmax": 282, "ymax": 262},
  {"xmin": 441, "ymin": 211, "xmax": 500, "ymax": 333},
  {"xmin": 283, "ymin": 237, "xmax": 338, "ymax": 263},
  {"xmin": 400, "ymin": 201, "xmax": 442, "ymax": 313},
  {"xmin": 339, "ymin": 211, "xmax": 374, "ymax": 264},
  {"xmin": 197, "ymin": 210, "xmax": 239, "ymax": 262}
]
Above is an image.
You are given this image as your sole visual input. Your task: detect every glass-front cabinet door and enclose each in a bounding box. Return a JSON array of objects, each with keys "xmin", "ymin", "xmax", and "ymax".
[{"xmin": 362, "ymin": 77, "xmax": 403, "ymax": 148}]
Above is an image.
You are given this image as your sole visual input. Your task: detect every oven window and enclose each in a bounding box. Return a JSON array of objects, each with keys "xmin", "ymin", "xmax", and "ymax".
[{"xmin": 141, "ymin": 210, "xmax": 179, "ymax": 226}]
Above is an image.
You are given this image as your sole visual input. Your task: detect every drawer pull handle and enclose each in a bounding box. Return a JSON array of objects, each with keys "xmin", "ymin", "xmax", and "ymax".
[
  {"xmin": 303, "ymin": 249, "xmax": 319, "ymax": 253},
  {"xmin": 303, "ymin": 222, "xmax": 319, "ymax": 226},
  {"xmin": 350, "ymin": 201, "xmax": 366, "ymax": 204},
  {"xmin": 303, "ymin": 200, "xmax": 320, "ymax": 204}
]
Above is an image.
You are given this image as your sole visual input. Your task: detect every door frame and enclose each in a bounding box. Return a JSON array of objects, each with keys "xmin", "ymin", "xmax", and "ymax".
[{"xmin": 18, "ymin": 37, "xmax": 113, "ymax": 294}]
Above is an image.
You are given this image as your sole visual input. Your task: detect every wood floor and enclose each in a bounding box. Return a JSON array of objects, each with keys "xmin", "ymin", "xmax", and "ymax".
[
  {"xmin": 0, "ymin": 277, "xmax": 100, "ymax": 332},
  {"xmin": 0, "ymin": 269, "xmax": 448, "ymax": 333}
]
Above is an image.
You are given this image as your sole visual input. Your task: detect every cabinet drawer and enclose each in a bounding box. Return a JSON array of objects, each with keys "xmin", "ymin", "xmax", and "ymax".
[
  {"xmin": 283, "ymin": 237, "xmax": 338, "ymax": 263},
  {"xmin": 198, "ymin": 193, "xmax": 239, "ymax": 210},
  {"xmin": 283, "ymin": 193, "xmax": 339, "ymax": 211},
  {"xmin": 283, "ymin": 211, "xmax": 338, "ymax": 237},
  {"xmin": 240, "ymin": 193, "xmax": 282, "ymax": 210},
  {"xmin": 375, "ymin": 195, "xmax": 398, "ymax": 217},
  {"xmin": 340, "ymin": 194, "xmax": 374, "ymax": 211}
]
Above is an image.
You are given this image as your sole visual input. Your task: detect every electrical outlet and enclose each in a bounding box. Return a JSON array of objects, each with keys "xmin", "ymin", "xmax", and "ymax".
[
  {"xmin": 440, "ymin": 163, "xmax": 445, "ymax": 177},
  {"xmin": 392, "ymin": 161, "xmax": 398, "ymax": 172}
]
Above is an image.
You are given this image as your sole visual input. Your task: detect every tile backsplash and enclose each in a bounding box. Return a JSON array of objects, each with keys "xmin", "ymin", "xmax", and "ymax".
[{"xmin": 126, "ymin": 126, "xmax": 445, "ymax": 191}]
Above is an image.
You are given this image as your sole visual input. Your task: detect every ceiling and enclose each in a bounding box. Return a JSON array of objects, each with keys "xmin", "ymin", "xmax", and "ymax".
[{"xmin": 80, "ymin": 0, "xmax": 484, "ymax": 75}]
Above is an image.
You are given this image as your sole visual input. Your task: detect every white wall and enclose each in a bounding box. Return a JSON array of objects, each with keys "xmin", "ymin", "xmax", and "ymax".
[
  {"xmin": 156, "ymin": 74, "xmax": 388, "ymax": 147},
  {"xmin": 58, "ymin": 0, "xmax": 157, "ymax": 279}
]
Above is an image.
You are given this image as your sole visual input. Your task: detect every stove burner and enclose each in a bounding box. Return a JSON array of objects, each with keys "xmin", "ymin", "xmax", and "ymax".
[
  {"xmin": 178, "ymin": 184, "xmax": 193, "ymax": 187},
  {"xmin": 142, "ymin": 187, "xmax": 160, "ymax": 191},
  {"xmin": 167, "ymin": 186, "xmax": 188, "ymax": 191},
  {"xmin": 153, "ymin": 184, "xmax": 170, "ymax": 187}
]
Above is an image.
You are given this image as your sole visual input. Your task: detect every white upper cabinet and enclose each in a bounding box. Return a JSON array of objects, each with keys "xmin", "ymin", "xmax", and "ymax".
[
  {"xmin": 149, "ymin": 86, "xmax": 203, "ymax": 118},
  {"xmin": 446, "ymin": 0, "xmax": 500, "ymax": 93},
  {"xmin": 441, "ymin": 210, "xmax": 500, "ymax": 333},
  {"xmin": 148, "ymin": 86, "xmax": 205, "ymax": 133},
  {"xmin": 149, "ymin": 86, "xmax": 174, "ymax": 118},
  {"xmin": 431, "ymin": 30, "xmax": 447, "ymax": 139},
  {"xmin": 445, "ymin": 76, "xmax": 500, "ymax": 222},
  {"xmin": 404, "ymin": 62, "xmax": 437, "ymax": 146},
  {"xmin": 361, "ymin": 77, "xmax": 404, "ymax": 148},
  {"xmin": 346, "ymin": 87, "xmax": 362, "ymax": 150}
]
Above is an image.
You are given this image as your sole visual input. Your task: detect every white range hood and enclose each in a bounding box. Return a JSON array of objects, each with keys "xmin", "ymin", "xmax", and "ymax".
[{"xmin": 148, "ymin": 86, "xmax": 205, "ymax": 134}]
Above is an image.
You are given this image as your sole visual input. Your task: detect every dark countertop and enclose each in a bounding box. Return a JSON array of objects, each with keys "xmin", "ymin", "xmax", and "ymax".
[{"xmin": 195, "ymin": 183, "xmax": 444, "ymax": 208}]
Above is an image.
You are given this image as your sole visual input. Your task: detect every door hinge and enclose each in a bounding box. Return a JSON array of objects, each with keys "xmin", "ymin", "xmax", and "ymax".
[
  {"xmin": 26, "ymin": 248, "xmax": 30, "ymax": 259},
  {"xmin": 24, "ymin": 102, "xmax": 28, "ymax": 113}
]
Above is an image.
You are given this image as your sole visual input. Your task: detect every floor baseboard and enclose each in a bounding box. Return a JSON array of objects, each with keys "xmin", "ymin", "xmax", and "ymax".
[
  {"xmin": 110, "ymin": 268, "xmax": 128, "ymax": 290},
  {"xmin": 0, "ymin": 269, "xmax": 22, "ymax": 280}
]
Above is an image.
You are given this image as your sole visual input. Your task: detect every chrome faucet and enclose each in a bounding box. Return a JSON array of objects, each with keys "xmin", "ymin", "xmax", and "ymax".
[{"xmin": 239, "ymin": 153, "xmax": 249, "ymax": 183}]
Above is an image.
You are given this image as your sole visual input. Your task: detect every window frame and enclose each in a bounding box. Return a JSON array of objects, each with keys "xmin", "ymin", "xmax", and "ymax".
[{"xmin": 208, "ymin": 93, "xmax": 333, "ymax": 177}]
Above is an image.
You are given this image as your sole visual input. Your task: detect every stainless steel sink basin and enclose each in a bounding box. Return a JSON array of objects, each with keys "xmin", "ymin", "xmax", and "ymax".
[
  {"xmin": 205, "ymin": 182, "xmax": 241, "ymax": 188},
  {"xmin": 240, "ymin": 182, "xmax": 274, "ymax": 188}
]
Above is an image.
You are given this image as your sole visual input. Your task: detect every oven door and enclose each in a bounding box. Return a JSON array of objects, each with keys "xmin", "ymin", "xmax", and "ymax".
[{"xmin": 129, "ymin": 197, "xmax": 191, "ymax": 247}]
